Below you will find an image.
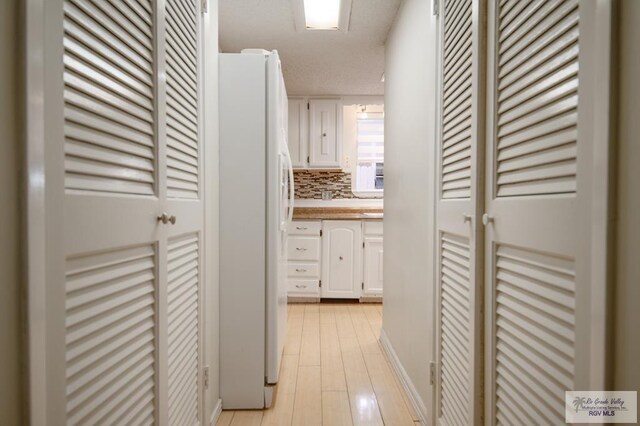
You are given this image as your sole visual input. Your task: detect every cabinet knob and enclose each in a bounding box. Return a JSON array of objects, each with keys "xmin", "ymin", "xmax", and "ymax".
[
  {"xmin": 322, "ymin": 132, "xmax": 327, "ymax": 137},
  {"xmin": 157, "ymin": 212, "xmax": 176, "ymax": 225},
  {"xmin": 295, "ymin": 284, "xmax": 307, "ymax": 289},
  {"xmin": 296, "ymin": 247, "xmax": 307, "ymax": 251},
  {"xmin": 339, "ymin": 256, "xmax": 343, "ymax": 260},
  {"xmin": 296, "ymin": 226, "xmax": 308, "ymax": 230},
  {"xmin": 296, "ymin": 268, "xmax": 307, "ymax": 272}
]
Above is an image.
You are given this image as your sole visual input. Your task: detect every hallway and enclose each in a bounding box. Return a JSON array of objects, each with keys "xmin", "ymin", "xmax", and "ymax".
[{"xmin": 217, "ymin": 303, "xmax": 419, "ymax": 426}]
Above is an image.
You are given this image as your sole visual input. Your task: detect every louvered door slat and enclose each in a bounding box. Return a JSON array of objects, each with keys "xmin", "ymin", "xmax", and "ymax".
[
  {"xmin": 439, "ymin": 233, "xmax": 471, "ymax": 426},
  {"xmin": 492, "ymin": 243, "xmax": 576, "ymax": 425},
  {"xmin": 63, "ymin": 0, "xmax": 155, "ymax": 196},
  {"xmin": 92, "ymin": 1, "xmax": 153, "ymax": 48},
  {"xmin": 441, "ymin": 0, "xmax": 474, "ymax": 200},
  {"xmin": 67, "ymin": 2, "xmax": 152, "ymax": 67},
  {"xmin": 166, "ymin": 0, "xmax": 200, "ymax": 200},
  {"xmin": 167, "ymin": 233, "xmax": 200, "ymax": 425},
  {"xmin": 65, "ymin": 244, "xmax": 156, "ymax": 425},
  {"xmin": 499, "ymin": 1, "xmax": 547, "ymax": 43},
  {"xmin": 494, "ymin": 0, "xmax": 579, "ymax": 198}
]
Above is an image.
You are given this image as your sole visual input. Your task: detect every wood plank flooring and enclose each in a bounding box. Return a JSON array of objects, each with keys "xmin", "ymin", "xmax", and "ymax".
[{"xmin": 218, "ymin": 302, "xmax": 420, "ymax": 426}]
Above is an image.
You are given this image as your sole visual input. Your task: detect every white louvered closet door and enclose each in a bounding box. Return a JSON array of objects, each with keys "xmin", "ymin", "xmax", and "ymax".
[
  {"xmin": 164, "ymin": 0, "xmax": 204, "ymax": 425},
  {"xmin": 47, "ymin": 0, "xmax": 203, "ymax": 424},
  {"xmin": 484, "ymin": 1, "xmax": 609, "ymax": 424},
  {"xmin": 435, "ymin": 0, "xmax": 484, "ymax": 425}
]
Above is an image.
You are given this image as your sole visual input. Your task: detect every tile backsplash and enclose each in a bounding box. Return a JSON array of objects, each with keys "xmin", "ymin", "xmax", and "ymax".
[{"xmin": 293, "ymin": 170, "xmax": 354, "ymax": 199}]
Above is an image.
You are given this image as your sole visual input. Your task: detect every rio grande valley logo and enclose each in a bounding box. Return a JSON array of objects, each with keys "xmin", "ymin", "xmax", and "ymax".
[{"xmin": 566, "ymin": 391, "xmax": 637, "ymax": 423}]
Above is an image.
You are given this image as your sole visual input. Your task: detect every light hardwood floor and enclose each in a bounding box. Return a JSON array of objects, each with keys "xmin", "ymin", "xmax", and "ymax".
[{"xmin": 217, "ymin": 302, "xmax": 420, "ymax": 426}]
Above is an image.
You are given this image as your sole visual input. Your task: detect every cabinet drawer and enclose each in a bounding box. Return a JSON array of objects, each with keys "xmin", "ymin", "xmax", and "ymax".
[
  {"xmin": 288, "ymin": 279, "xmax": 319, "ymax": 294},
  {"xmin": 363, "ymin": 220, "xmax": 383, "ymax": 236},
  {"xmin": 289, "ymin": 221, "xmax": 322, "ymax": 236},
  {"xmin": 288, "ymin": 236, "xmax": 320, "ymax": 261},
  {"xmin": 288, "ymin": 263, "xmax": 320, "ymax": 278}
]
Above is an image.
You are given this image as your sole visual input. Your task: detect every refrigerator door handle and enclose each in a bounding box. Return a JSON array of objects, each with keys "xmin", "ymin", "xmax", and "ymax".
[{"xmin": 284, "ymin": 130, "xmax": 295, "ymax": 225}]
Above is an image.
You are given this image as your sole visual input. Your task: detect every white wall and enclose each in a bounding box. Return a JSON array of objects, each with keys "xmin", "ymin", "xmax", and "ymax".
[
  {"xmin": 203, "ymin": 0, "xmax": 221, "ymax": 422},
  {"xmin": 614, "ymin": 0, "xmax": 640, "ymax": 393},
  {"xmin": 382, "ymin": 0, "xmax": 438, "ymax": 420},
  {"xmin": 0, "ymin": 0, "xmax": 23, "ymax": 422}
]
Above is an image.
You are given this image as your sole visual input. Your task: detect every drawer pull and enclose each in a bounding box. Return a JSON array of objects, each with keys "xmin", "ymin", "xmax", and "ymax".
[
  {"xmin": 296, "ymin": 226, "xmax": 308, "ymax": 230},
  {"xmin": 295, "ymin": 268, "xmax": 307, "ymax": 272},
  {"xmin": 296, "ymin": 247, "xmax": 307, "ymax": 251},
  {"xmin": 295, "ymin": 284, "xmax": 307, "ymax": 289}
]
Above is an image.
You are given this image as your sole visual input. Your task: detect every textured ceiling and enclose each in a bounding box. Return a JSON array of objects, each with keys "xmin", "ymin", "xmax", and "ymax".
[{"xmin": 219, "ymin": 0, "xmax": 402, "ymax": 96}]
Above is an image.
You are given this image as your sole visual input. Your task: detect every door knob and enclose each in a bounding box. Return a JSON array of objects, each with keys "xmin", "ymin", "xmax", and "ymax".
[
  {"xmin": 482, "ymin": 213, "xmax": 493, "ymax": 226},
  {"xmin": 157, "ymin": 212, "xmax": 177, "ymax": 225}
]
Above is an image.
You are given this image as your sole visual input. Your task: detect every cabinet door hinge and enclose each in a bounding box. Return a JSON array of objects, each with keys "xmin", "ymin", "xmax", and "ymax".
[
  {"xmin": 203, "ymin": 365, "xmax": 210, "ymax": 389},
  {"xmin": 361, "ymin": 282, "xmax": 364, "ymax": 290},
  {"xmin": 363, "ymin": 241, "xmax": 365, "ymax": 248},
  {"xmin": 201, "ymin": 0, "xmax": 208, "ymax": 13},
  {"xmin": 307, "ymin": 155, "xmax": 310, "ymax": 164},
  {"xmin": 320, "ymin": 229, "xmax": 323, "ymax": 237},
  {"xmin": 429, "ymin": 362, "xmax": 436, "ymax": 385},
  {"xmin": 432, "ymin": 0, "xmax": 439, "ymax": 17},
  {"xmin": 319, "ymin": 280, "xmax": 322, "ymax": 288},
  {"xmin": 307, "ymin": 102, "xmax": 310, "ymax": 110}
]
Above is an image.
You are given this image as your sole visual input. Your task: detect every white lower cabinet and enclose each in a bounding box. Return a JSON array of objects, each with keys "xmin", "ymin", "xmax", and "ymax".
[
  {"xmin": 321, "ymin": 221, "xmax": 363, "ymax": 298},
  {"xmin": 288, "ymin": 219, "xmax": 383, "ymax": 300},
  {"xmin": 288, "ymin": 221, "xmax": 322, "ymax": 298},
  {"xmin": 363, "ymin": 237, "xmax": 384, "ymax": 296},
  {"xmin": 363, "ymin": 220, "xmax": 384, "ymax": 297}
]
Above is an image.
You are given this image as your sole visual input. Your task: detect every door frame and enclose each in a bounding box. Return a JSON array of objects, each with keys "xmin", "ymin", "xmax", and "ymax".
[
  {"xmin": 25, "ymin": 0, "xmax": 65, "ymax": 422},
  {"xmin": 24, "ymin": 1, "xmax": 216, "ymax": 423}
]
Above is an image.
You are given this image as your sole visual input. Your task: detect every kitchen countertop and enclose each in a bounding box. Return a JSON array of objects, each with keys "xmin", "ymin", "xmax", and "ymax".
[{"xmin": 292, "ymin": 206, "xmax": 383, "ymax": 220}]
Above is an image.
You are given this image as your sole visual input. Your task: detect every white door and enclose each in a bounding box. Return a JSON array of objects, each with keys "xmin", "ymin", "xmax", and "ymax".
[
  {"xmin": 321, "ymin": 221, "xmax": 363, "ymax": 298},
  {"xmin": 37, "ymin": 0, "xmax": 204, "ymax": 424},
  {"xmin": 484, "ymin": 1, "xmax": 611, "ymax": 423},
  {"xmin": 309, "ymin": 99, "xmax": 341, "ymax": 168},
  {"xmin": 363, "ymin": 237, "xmax": 384, "ymax": 296},
  {"xmin": 434, "ymin": 0, "xmax": 484, "ymax": 425},
  {"xmin": 288, "ymin": 97, "xmax": 307, "ymax": 168}
]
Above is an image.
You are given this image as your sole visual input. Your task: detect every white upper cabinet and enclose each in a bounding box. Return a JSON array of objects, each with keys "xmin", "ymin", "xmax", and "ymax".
[
  {"xmin": 309, "ymin": 99, "xmax": 342, "ymax": 168},
  {"xmin": 287, "ymin": 98, "xmax": 307, "ymax": 168}
]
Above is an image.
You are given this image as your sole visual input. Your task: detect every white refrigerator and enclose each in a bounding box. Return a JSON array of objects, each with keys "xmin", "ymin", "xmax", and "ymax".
[{"xmin": 219, "ymin": 50, "xmax": 294, "ymax": 409}]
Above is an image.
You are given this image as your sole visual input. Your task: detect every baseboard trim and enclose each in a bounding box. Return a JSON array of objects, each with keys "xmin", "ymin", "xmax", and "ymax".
[
  {"xmin": 359, "ymin": 296, "xmax": 383, "ymax": 303},
  {"xmin": 287, "ymin": 296, "xmax": 320, "ymax": 303},
  {"xmin": 379, "ymin": 329, "xmax": 430, "ymax": 426},
  {"xmin": 209, "ymin": 398, "xmax": 223, "ymax": 426}
]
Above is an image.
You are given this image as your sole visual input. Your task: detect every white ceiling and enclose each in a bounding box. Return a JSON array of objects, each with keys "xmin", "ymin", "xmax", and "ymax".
[{"xmin": 219, "ymin": 0, "xmax": 402, "ymax": 96}]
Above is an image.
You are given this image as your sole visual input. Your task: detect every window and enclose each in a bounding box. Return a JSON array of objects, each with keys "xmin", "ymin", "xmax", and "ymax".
[{"xmin": 355, "ymin": 112, "xmax": 384, "ymax": 194}]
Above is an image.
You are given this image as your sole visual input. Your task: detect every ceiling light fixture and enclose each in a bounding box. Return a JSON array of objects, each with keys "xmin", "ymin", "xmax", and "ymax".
[
  {"xmin": 304, "ymin": 0, "xmax": 340, "ymax": 30},
  {"xmin": 291, "ymin": 0, "xmax": 352, "ymax": 32},
  {"xmin": 359, "ymin": 105, "xmax": 368, "ymax": 119}
]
